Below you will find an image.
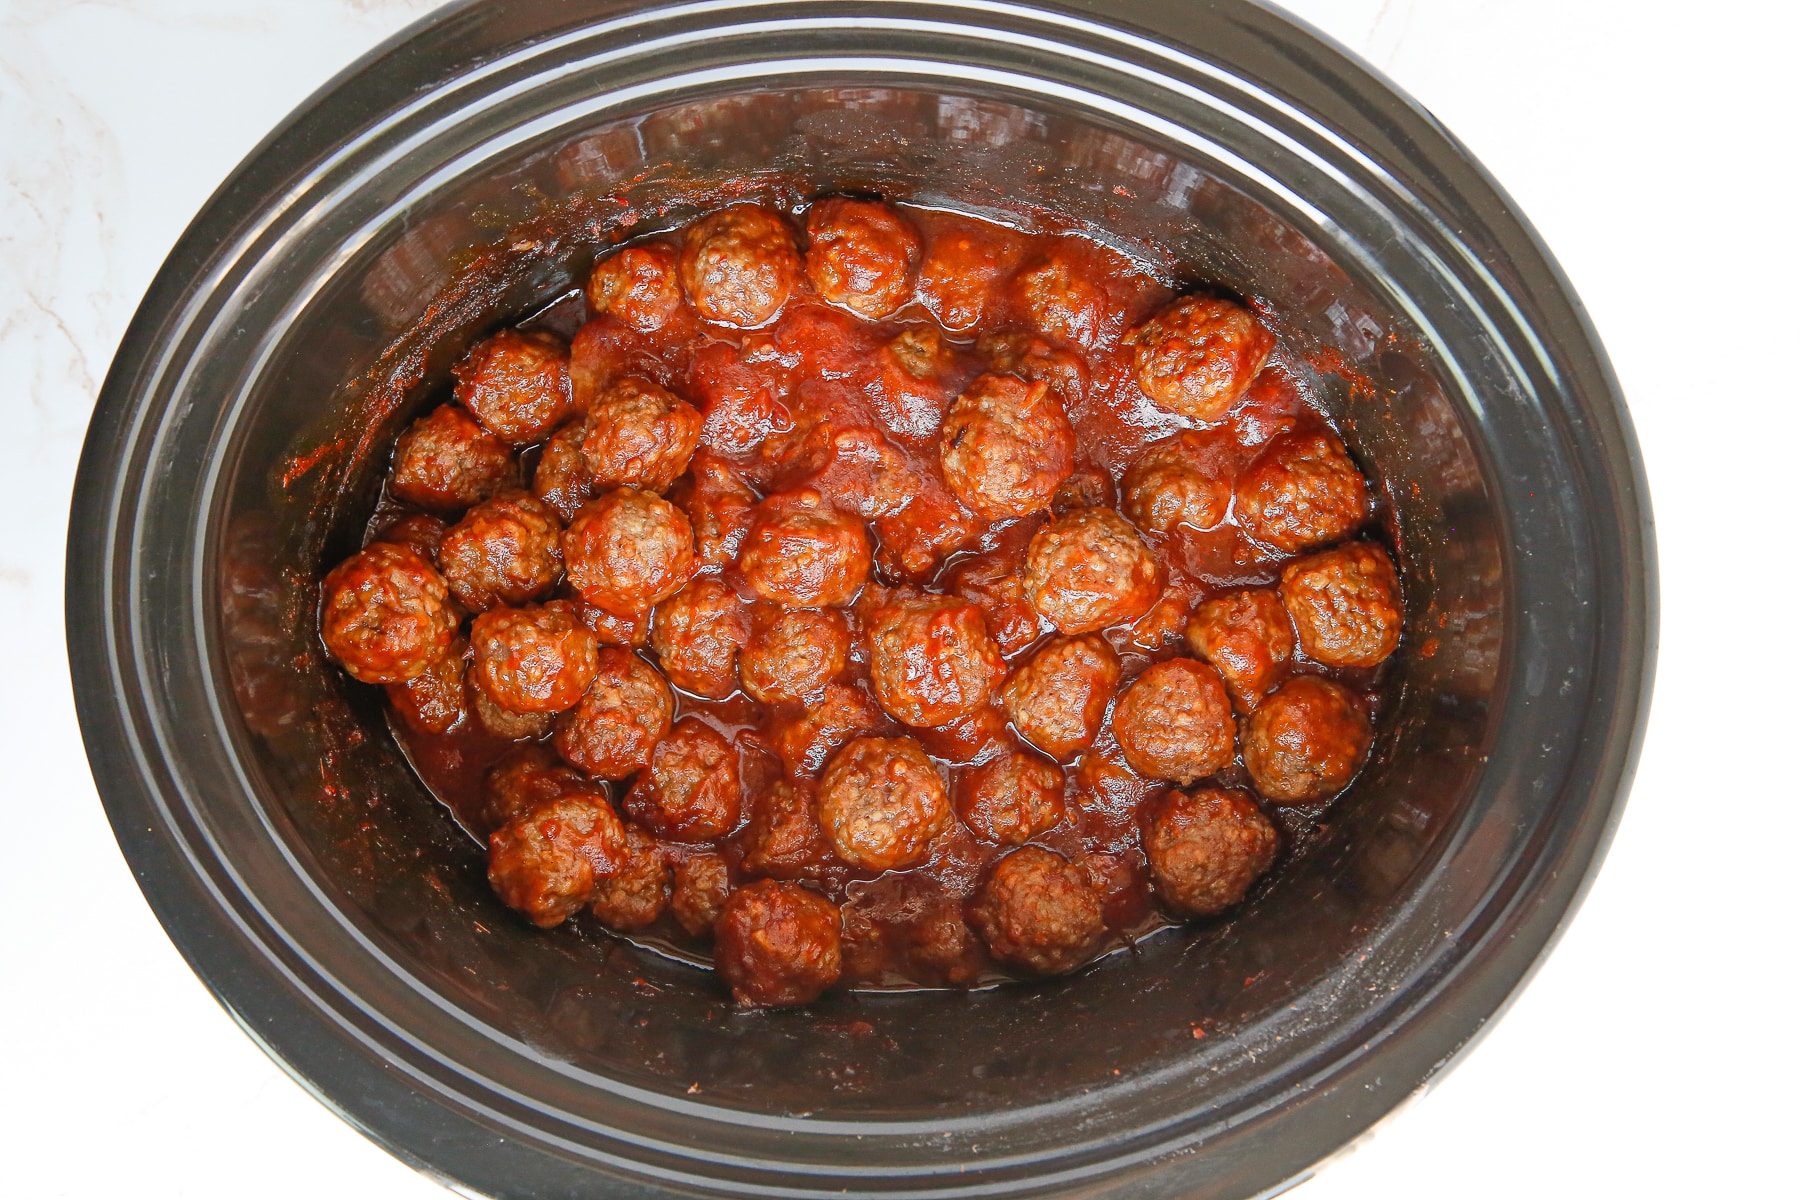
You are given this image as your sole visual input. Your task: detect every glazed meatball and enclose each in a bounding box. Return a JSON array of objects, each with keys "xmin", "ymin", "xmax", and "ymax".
[
  {"xmin": 487, "ymin": 793, "xmax": 627, "ymax": 928},
  {"xmin": 1144, "ymin": 788, "xmax": 1279, "ymax": 918},
  {"xmin": 531, "ymin": 419, "xmax": 594, "ymax": 523},
  {"xmin": 587, "ymin": 242, "xmax": 685, "ymax": 333},
  {"xmin": 714, "ymin": 880, "xmax": 843, "ymax": 1007},
  {"xmin": 956, "ymin": 750, "xmax": 1065, "ymax": 845},
  {"xmin": 738, "ymin": 779, "xmax": 839, "ymax": 880},
  {"xmin": 673, "ymin": 451, "xmax": 757, "ymax": 569},
  {"xmin": 917, "ymin": 221, "xmax": 1019, "ymax": 332},
  {"xmin": 867, "ymin": 595, "xmax": 1007, "ymax": 728},
  {"xmin": 1111, "ymin": 658, "xmax": 1235, "ymax": 785},
  {"xmin": 968, "ymin": 845, "xmax": 1104, "ymax": 976},
  {"xmin": 452, "ymin": 328, "xmax": 573, "ymax": 445},
  {"xmin": 689, "ymin": 335, "xmax": 797, "ymax": 455},
  {"xmin": 1234, "ymin": 429, "xmax": 1370, "ymax": 553},
  {"xmin": 740, "ymin": 606, "xmax": 849, "ymax": 705},
  {"xmin": 623, "ymin": 717, "xmax": 743, "ymax": 842},
  {"xmin": 471, "ymin": 681, "xmax": 555, "ymax": 740},
  {"xmin": 998, "ymin": 634, "xmax": 1122, "ymax": 761},
  {"xmin": 1186, "ymin": 589, "xmax": 1294, "ymax": 711},
  {"xmin": 371, "ymin": 511, "xmax": 449, "ymax": 563},
  {"xmin": 1021, "ymin": 507, "xmax": 1162, "ymax": 634},
  {"xmin": 580, "ymin": 375, "xmax": 702, "ymax": 493},
  {"xmin": 388, "ymin": 404, "xmax": 516, "ymax": 513},
  {"xmin": 650, "ymin": 578, "xmax": 747, "ymax": 699},
  {"xmin": 671, "ymin": 853, "xmax": 732, "ymax": 937},
  {"xmin": 577, "ymin": 600, "xmax": 650, "ymax": 649},
  {"xmin": 944, "ymin": 546, "xmax": 1041, "ymax": 657},
  {"xmin": 1279, "ymin": 541, "xmax": 1403, "ymax": 668},
  {"xmin": 679, "ymin": 204, "xmax": 802, "ymax": 328},
  {"xmin": 481, "ymin": 743, "xmax": 588, "ymax": 830},
  {"xmin": 1241, "ymin": 675, "xmax": 1373, "ymax": 803},
  {"xmin": 589, "ymin": 822, "xmax": 671, "ymax": 931},
  {"xmin": 770, "ymin": 681, "xmax": 888, "ymax": 777},
  {"xmin": 553, "ymin": 647, "xmax": 675, "ymax": 778},
  {"xmin": 438, "ymin": 491, "xmax": 564, "ymax": 613},
  {"xmin": 563, "ymin": 488, "xmax": 696, "ymax": 617},
  {"xmin": 803, "ymin": 196, "xmax": 922, "ymax": 319},
  {"xmin": 939, "ymin": 373, "xmax": 1075, "ymax": 521},
  {"xmin": 818, "ymin": 736, "xmax": 950, "ymax": 872},
  {"xmin": 1011, "ymin": 250, "xmax": 1119, "ymax": 350},
  {"xmin": 319, "ymin": 542, "xmax": 458, "ymax": 684},
  {"xmin": 470, "ymin": 600, "xmax": 599, "ymax": 714},
  {"xmin": 1051, "ymin": 463, "xmax": 1116, "ymax": 515},
  {"xmin": 1127, "ymin": 295, "xmax": 1273, "ymax": 421},
  {"xmin": 386, "ymin": 635, "xmax": 470, "ymax": 735},
  {"xmin": 1121, "ymin": 434, "xmax": 1229, "ymax": 534},
  {"xmin": 738, "ymin": 490, "xmax": 871, "ymax": 607}
]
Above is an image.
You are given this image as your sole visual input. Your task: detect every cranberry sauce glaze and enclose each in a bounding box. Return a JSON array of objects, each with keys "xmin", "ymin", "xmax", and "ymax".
[{"xmin": 319, "ymin": 197, "xmax": 1402, "ymax": 1006}]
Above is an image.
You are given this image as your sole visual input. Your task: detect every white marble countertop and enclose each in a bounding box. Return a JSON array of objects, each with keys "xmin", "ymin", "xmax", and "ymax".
[{"xmin": 2, "ymin": 1, "xmax": 1791, "ymax": 1196}]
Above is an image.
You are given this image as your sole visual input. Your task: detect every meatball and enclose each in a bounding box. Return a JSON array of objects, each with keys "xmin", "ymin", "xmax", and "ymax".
[
  {"xmin": 998, "ymin": 634, "xmax": 1121, "ymax": 761},
  {"xmin": 967, "ymin": 845, "xmax": 1105, "ymax": 976},
  {"xmin": 1051, "ymin": 463, "xmax": 1116, "ymax": 515},
  {"xmin": 939, "ymin": 373, "xmax": 1075, "ymax": 521},
  {"xmin": 577, "ymin": 600, "xmax": 650, "ymax": 649},
  {"xmin": 1126, "ymin": 295, "xmax": 1273, "ymax": 421},
  {"xmin": 388, "ymin": 404, "xmax": 516, "ymax": 512},
  {"xmin": 803, "ymin": 196, "xmax": 922, "ymax": 319},
  {"xmin": 738, "ymin": 490, "xmax": 871, "ymax": 607},
  {"xmin": 319, "ymin": 542, "xmax": 458, "ymax": 684},
  {"xmin": 679, "ymin": 204, "xmax": 801, "ymax": 328},
  {"xmin": 452, "ymin": 328, "xmax": 574, "ymax": 445},
  {"xmin": 623, "ymin": 717, "xmax": 743, "ymax": 842},
  {"xmin": 481, "ymin": 743, "xmax": 587, "ymax": 830},
  {"xmin": 1021, "ymin": 507, "xmax": 1162, "ymax": 634},
  {"xmin": 956, "ymin": 750, "xmax": 1065, "ymax": 845},
  {"xmin": 673, "ymin": 451, "xmax": 757, "ymax": 569},
  {"xmin": 917, "ymin": 221, "xmax": 1020, "ymax": 332},
  {"xmin": 740, "ymin": 606, "xmax": 849, "ymax": 705},
  {"xmin": 1186, "ymin": 589, "xmax": 1294, "ymax": 711},
  {"xmin": 471, "ymin": 680, "xmax": 555, "ymax": 740},
  {"xmin": 587, "ymin": 242, "xmax": 685, "ymax": 333},
  {"xmin": 867, "ymin": 595, "xmax": 1006, "ymax": 729},
  {"xmin": 1279, "ymin": 541, "xmax": 1403, "ymax": 668},
  {"xmin": 589, "ymin": 822, "xmax": 671, "ymax": 931},
  {"xmin": 1121, "ymin": 434, "xmax": 1229, "ymax": 534},
  {"xmin": 563, "ymin": 488, "xmax": 696, "ymax": 617},
  {"xmin": 1011, "ymin": 250, "xmax": 1119, "ymax": 350},
  {"xmin": 370, "ymin": 511, "xmax": 449, "ymax": 563},
  {"xmin": 530, "ymin": 419, "xmax": 594, "ymax": 523},
  {"xmin": 689, "ymin": 335, "xmax": 797, "ymax": 455},
  {"xmin": 944, "ymin": 544, "xmax": 1041, "ymax": 657},
  {"xmin": 714, "ymin": 880, "xmax": 843, "ymax": 1007},
  {"xmin": 487, "ymin": 793, "xmax": 627, "ymax": 928},
  {"xmin": 738, "ymin": 779, "xmax": 838, "ymax": 880},
  {"xmin": 470, "ymin": 601, "xmax": 599, "ymax": 714},
  {"xmin": 1111, "ymin": 658, "xmax": 1235, "ymax": 785},
  {"xmin": 553, "ymin": 647, "xmax": 674, "ymax": 778},
  {"xmin": 650, "ymin": 578, "xmax": 747, "ymax": 699},
  {"xmin": 818, "ymin": 736, "xmax": 950, "ymax": 872},
  {"xmin": 1241, "ymin": 675, "xmax": 1373, "ymax": 803},
  {"xmin": 580, "ymin": 375, "xmax": 702, "ymax": 493},
  {"xmin": 769, "ymin": 681, "xmax": 888, "ymax": 777},
  {"xmin": 671, "ymin": 853, "xmax": 732, "ymax": 937},
  {"xmin": 437, "ymin": 491, "xmax": 564, "ymax": 613},
  {"xmin": 1234, "ymin": 429, "xmax": 1370, "ymax": 553},
  {"xmin": 385, "ymin": 635, "xmax": 470, "ymax": 734},
  {"xmin": 1144, "ymin": 788, "xmax": 1279, "ymax": 918}
]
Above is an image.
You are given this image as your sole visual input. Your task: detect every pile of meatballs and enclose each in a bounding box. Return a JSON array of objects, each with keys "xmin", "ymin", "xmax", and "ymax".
[{"xmin": 317, "ymin": 196, "xmax": 1402, "ymax": 1007}]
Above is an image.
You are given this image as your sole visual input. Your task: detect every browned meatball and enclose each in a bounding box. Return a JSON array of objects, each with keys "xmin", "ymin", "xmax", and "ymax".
[
  {"xmin": 738, "ymin": 490, "xmax": 871, "ymax": 607},
  {"xmin": 1186, "ymin": 589, "xmax": 1294, "ymax": 711},
  {"xmin": 623, "ymin": 717, "xmax": 742, "ymax": 842},
  {"xmin": 738, "ymin": 779, "xmax": 838, "ymax": 880},
  {"xmin": 818, "ymin": 736, "xmax": 950, "ymax": 872},
  {"xmin": 1051, "ymin": 464, "xmax": 1116, "ymax": 515},
  {"xmin": 1011, "ymin": 250, "xmax": 1119, "ymax": 350},
  {"xmin": 979, "ymin": 330, "xmax": 1089, "ymax": 408},
  {"xmin": 1234, "ymin": 429, "xmax": 1370, "ymax": 553},
  {"xmin": 481, "ymin": 743, "xmax": 588, "ymax": 830},
  {"xmin": 1144, "ymin": 788, "xmax": 1279, "ymax": 918},
  {"xmin": 714, "ymin": 880, "xmax": 843, "ymax": 1006},
  {"xmin": 385, "ymin": 635, "xmax": 470, "ymax": 735},
  {"xmin": 679, "ymin": 205, "xmax": 801, "ymax": 328},
  {"xmin": 470, "ymin": 600, "xmax": 599, "ymax": 715},
  {"xmin": 531, "ymin": 419, "xmax": 594, "ymax": 523},
  {"xmin": 739, "ymin": 606, "xmax": 849, "ymax": 705},
  {"xmin": 1241, "ymin": 675, "xmax": 1373, "ymax": 803},
  {"xmin": 1121, "ymin": 434, "xmax": 1229, "ymax": 534},
  {"xmin": 769, "ymin": 681, "xmax": 888, "ymax": 777},
  {"xmin": 917, "ymin": 220, "xmax": 1020, "ymax": 332},
  {"xmin": 998, "ymin": 634, "xmax": 1121, "ymax": 761},
  {"xmin": 967, "ymin": 845, "xmax": 1104, "ymax": 976},
  {"xmin": 319, "ymin": 542, "xmax": 458, "ymax": 684},
  {"xmin": 452, "ymin": 328, "xmax": 573, "ymax": 445},
  {"xmin": 587, "ymin": 242, "xmax": 685, "ymax": 333},
  {"xmin": 580, "ymin": 375, "xmax": 702, "ymax": 493},
  {"xmin": 649, "ymin": 578, "xmax": 747, "ymax": 699},
  {"xmin": 672, "ymin": 451, "xmax": 757, "ymax": 569},
  {"xmin": 589, "ymin": 822, "xmax": 670, "ymax": 931},
  {"xmin": 471, "ymin": 680, "xmax": 555, "ymax": 740},
  {"xmin": 671, "ymin": 853, "xmax": 732, "ymax": 937},
  {"xmin": 577, "ymin": 599, "xmax": 650, "ymax": 649},
  {"xmin": 939, "ymin": 373, "xmax": 1075, "ymax": 521},
  {"xmin": 553, "ymin": 647, "xmax": 674, "ymax": 778},
  {"xmin": 388, "ymin": 404, "xmax": 516, "ymax": 512},
  {"xmin": 370, "ymin": 511, "xmax": 449, "ymax": 563},
  {"xmin": 803, "ymin": 197, "xmax": 922, "ymax": 319},
  {"xmin": 487, "ymin": 793, "xmax": 627, "ymax": 928},
  {"xmin": 957, "ymin": 750, "xmax": 1065, "ymax": 845},
  {"xmin": 1111, "ymin": 658, "xmax": 1235, "ymax": 785},
  {"xmin": 1280, "ymin": 541, "xmax": 1403, "ymax": 668},
  {"xmin": 944, "ymin": 546, "xmax": 1041, "ymax": 657},
  {"xmin": 1127, "ymin": 295, "xmax": 1273, "ymax": 421},
  {"xmin": 438, "ymin": 491, "xmax": 564, "ymax": 613},
  {"xmin": 867, "ymin": 595, "xmax": 1006, "ymax": 729},
  {"xmin": 563, "ymin": 488, "xmax": 696, "ymax": 617},
  {"xmin": 1022, "ymin": 507, "xmax": 1162, "ymax": 634}
]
